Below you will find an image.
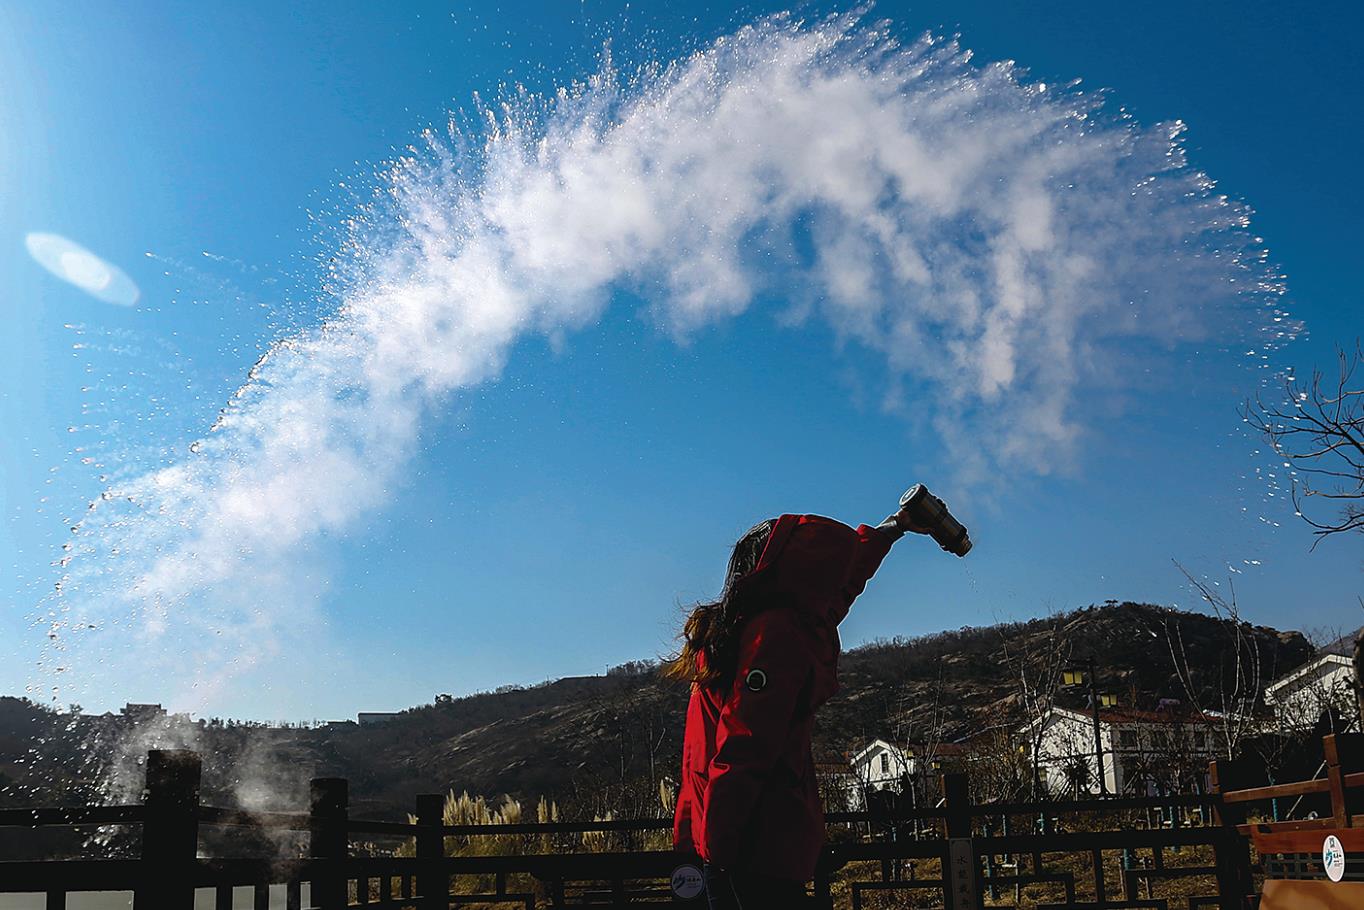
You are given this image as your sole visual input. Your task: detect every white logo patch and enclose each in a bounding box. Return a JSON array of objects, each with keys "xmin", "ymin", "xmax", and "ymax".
[
  {"xmin": 670, "ymin": 864, "xmax": 705, "ymax": 899},
  {"xmin": 745, "ymin": 668, "xmax": 768, "ymax": 692}
]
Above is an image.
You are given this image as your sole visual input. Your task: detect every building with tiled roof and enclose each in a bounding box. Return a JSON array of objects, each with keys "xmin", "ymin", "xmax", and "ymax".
[
  {"xmin": 1263, "ymin": 627, "xmax": 1361, "ymax": 734},
  {"xmin": 1018, "ymin": 704, "xmax": 1224, "ymax": 797}
]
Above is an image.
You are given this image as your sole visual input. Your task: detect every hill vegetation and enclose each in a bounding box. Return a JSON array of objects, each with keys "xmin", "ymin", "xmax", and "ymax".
[{"xmin": 0, "ymin": 601, "xmax": 1315, "ymax": 854}]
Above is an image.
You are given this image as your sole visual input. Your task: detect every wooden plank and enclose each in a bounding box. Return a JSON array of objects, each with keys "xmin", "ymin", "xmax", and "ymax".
[
  {"xmin": 1221, "ymin": 779, "xmax": 1331, "ymax": 803},
  {"xmin": 1250, "ymin": 826, "xmax": 1364, "ymax": 854},
  {"xmin": 1261, "ymin": 879, "xmax": 1364, "ymax": 909},
  {"xmin": 1333, "ymin": 736, "xmax": 1364, "ymax": 822},
  {"xmin": 1326, "ymin": 736, "xmax": 1351, "ymax": 828},
  {"xmin": 1327, "ymin": 734, "xmax": 1364, "ymax": 773},
  {"xmin": 1238, "ymin": 818, "xmax": 1340, "ymax": 836},
  {"xmin": 1244, "ymin": 814, "xmax": 1364, "ymax": 833}
]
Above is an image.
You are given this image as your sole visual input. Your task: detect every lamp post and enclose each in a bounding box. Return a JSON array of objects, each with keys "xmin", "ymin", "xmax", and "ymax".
[{"xmin": 1062, "ymin": 657, "xmax": 1112, "ymax": 796}]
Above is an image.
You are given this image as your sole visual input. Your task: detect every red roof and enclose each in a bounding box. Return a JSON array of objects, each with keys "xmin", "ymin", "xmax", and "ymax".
[
  {"xmin": 1094, "ymin": 705, "xmax": 1218, "ymax": 726},
  {"xmin": 901, "ymin": 741, "xmax": 967, "ymax": 756}
]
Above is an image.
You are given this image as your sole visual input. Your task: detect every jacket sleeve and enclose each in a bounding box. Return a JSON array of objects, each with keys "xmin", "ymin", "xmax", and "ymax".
[
  {"xmin": 672, "ymin": 690, "xmax": 697, "ymax": 852},
  {"xmin": 702, "ymin": 609, "xmax": 812, "ymax": 869},
  {"xmin": 841, "ymin": 523, "xmax": 897, "ymax": 608}
]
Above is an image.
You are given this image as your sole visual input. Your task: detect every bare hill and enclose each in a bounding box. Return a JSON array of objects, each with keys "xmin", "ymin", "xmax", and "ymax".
[{"xmin": 0, "ymin": 602, "xmax": 1315, "ymax": 836}]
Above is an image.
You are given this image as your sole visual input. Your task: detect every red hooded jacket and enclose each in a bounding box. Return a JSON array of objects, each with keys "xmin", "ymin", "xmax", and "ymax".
[{"xmin": 672, "ymin": 514, "xmax": 897, "ymax": 882}]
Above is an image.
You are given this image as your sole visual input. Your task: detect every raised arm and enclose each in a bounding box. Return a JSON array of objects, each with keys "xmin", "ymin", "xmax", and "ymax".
[{"xmin": 841, "ymin": 500, "xmax": 937, "ymax": 604}]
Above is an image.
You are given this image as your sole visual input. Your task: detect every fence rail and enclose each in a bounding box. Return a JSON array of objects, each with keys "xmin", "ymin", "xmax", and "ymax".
[{"xmin": 5, "ymin": 734, "xmax": 1364, "ymax": 909}]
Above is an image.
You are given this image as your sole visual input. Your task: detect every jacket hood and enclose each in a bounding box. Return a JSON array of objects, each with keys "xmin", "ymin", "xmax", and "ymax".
[{"xmin": 734, "ymin": 513, "xmax": 863, "ymax": 628}]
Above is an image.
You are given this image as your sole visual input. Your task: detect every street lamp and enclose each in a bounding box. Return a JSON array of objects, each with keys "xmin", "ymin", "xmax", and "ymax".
[{"xmin": 1062, "ymin": 657, "xmax": 1110, "ymax": 796}]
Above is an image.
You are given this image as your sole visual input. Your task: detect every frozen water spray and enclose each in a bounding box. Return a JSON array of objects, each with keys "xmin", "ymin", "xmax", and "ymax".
[{"xmin": 42, "ymin": 10, "xmax": 1288, "ymax": 716}]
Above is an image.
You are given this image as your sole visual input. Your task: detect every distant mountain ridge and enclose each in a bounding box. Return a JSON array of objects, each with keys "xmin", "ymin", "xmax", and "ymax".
[{"xmin": 0, "ymin": 602, "xmax": 1315, "ymax": 837}]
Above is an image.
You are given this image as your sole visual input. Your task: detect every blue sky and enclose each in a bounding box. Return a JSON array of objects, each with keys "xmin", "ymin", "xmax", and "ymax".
[{"xmin": 1, "ymin": 1, "xmax": 1359, "ymax": 720}]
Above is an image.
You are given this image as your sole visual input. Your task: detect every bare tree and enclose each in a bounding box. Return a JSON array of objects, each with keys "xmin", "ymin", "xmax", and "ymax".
[
  {"xmin": 1244, "ymin": 342, "xmax": 1364, "ymax": 544},
  {"xmin": 1000, "ymin": 613, "xmax": 1073, "ymax": 801},
  {"xmin": 1165, "ymin": 565, "xmax": 1263, "ymax": 760},
  {"xmin": 892, "ymin": 655, "xmax": 954, "ymax": 810},
  {"xmin": 849, "ymin": 655, "xmax": 956, "ymax": 830},
  {"xmin": 965, "ymin": 727, "xmax": 1031, "ymax": 804},
  {"xmin": 1133, "ymin": 711, "xmax": 1220, "ymax": 800}
]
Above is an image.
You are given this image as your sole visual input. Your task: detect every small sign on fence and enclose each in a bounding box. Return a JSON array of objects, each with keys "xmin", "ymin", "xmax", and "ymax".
[
  {"xmin": 948, "ymin": 837, "xmax": 978, "ymax": 909},
  {"xmin": 1324, "ymin": 834, "xmax": 1346, "ymax": 883}
]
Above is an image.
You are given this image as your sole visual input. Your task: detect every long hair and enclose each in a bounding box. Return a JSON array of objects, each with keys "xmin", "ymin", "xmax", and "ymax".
[{"xmin": 664, "ymin": 519, "xmax": 776, "ymax": 690}]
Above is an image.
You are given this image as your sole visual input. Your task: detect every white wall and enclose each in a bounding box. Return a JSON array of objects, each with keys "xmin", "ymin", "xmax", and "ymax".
[
  {"xmin": 1267, "ymin": 657, "xmax": 1356, "ymax": 733},
  {"xmin": 1027, "ymin": 711, "xmax": 1219, "ymax": 796}
]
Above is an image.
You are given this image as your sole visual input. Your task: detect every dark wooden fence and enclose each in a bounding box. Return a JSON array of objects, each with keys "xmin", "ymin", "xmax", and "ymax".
[
  {"xmin": 1210, "ymin": 732, "xmax": 1364, "ymax": 905},
  {"xmin": 6, "ymin": 736, "xmax": 1363, "ymax": 909}
]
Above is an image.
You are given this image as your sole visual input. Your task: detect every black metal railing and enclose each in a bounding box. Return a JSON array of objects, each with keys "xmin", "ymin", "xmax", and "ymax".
[{"xmin": 15, "ymin": 736, "xmax": 1359, "ymax": 909}]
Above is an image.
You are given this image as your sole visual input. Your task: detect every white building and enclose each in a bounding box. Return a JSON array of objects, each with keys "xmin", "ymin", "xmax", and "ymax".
[
  {"xmin": 1264, "ymin": 630, "xmax": 1360, "ymax": 734},
  {"xmin": 1019, "ymin": 705, "xmax": 1222, "ymax": 797},
  {"xmin": 850, "ymin": 739, "xmax": 913, "ymax": 797},
  {"xmin": 846, "ymin": 738, "xmax": 964, "ymax": 810}
]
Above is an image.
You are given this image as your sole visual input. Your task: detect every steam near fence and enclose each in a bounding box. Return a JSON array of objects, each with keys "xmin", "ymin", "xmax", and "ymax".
[
  {"xmin": 82, "ymin": 714, "xmax": 311, "ymax": 856},
  {"xmin": 43, "ymin": 10, "xmax": 1288, "ymax": 714}
]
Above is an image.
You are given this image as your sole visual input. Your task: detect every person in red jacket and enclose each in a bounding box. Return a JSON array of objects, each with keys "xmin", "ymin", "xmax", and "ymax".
[{"xmin": 668, "ymin": 498, "xmax": 933, "ymax": 909}]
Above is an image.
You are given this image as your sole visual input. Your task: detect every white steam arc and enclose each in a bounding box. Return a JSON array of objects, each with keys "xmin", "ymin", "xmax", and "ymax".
[{"xmin": 51, "ymin": 13, "xmax": 1284, "ymax": 712}]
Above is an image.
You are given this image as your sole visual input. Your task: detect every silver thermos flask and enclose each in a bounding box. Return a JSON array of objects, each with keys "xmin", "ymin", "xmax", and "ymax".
[{"xmin": 899, "ymin": 484, "xmax": 972, "ymax": 557}]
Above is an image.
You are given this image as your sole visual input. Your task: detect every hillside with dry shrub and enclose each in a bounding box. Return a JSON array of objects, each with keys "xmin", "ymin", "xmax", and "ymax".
[{"xmin": 0, "ymin": 601, "xmax": 1315, "ymax": 848}]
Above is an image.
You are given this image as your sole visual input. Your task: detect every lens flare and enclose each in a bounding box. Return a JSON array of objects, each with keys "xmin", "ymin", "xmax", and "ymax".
[{"xmin": 25, "ymin": 232, "xmax": 140, "ymax": 306}]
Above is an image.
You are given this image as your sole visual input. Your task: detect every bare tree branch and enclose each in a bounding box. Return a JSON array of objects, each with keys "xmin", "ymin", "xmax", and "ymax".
[
  {"xmin": 1243, "ymin": 341, "xmax": 1364, "ymax": 545},
  {"xmin": 1170, "ymin": 562, "xmax": 1263, "ymax": 759},
  {"xmin": 1001, "ymin": 613, "xmax": 1072, "ymax": 801}
]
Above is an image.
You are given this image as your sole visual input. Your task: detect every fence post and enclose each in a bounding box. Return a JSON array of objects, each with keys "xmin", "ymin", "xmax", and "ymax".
[
  {"xmin": 1208, "ymin": 758, "xmax": 1254, "ymax": 910},
  {"xmin": 942, "ymin": 772, "xmax": 970, "ymax": 838},
  {"xmin": 941, "ymin": 772, "xmax": 977, "ymax": 910},
  {"xmin": 309, "ymin": 778, "xmax": 349, "ymax": 910},
  {"xmin": 813, "ymin": 855, "xmax": 835, "ymax": 910},
  {"xmin": 416, "ymin": 793, "xmax": 446, "ymax": 910},
  {"xmin": 983, "ymin": 816, "xmax": 997, "ymax": 901},
  {"xmin": 134, "ymin": 749, "xmax": 201, "ymax": 909},
  {"xmin": 1324, "ymin": 733, "xmax": 1364, "ymax": 827}
]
